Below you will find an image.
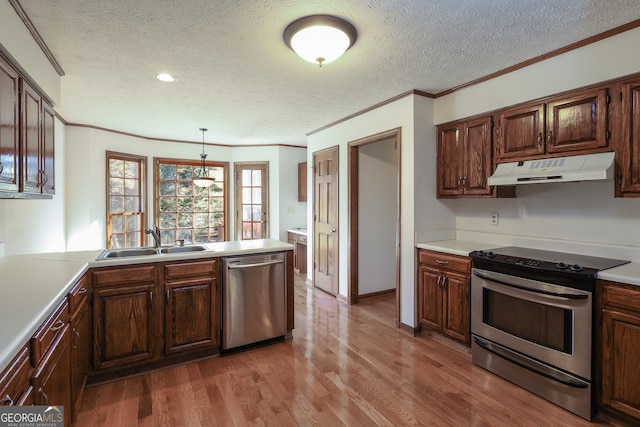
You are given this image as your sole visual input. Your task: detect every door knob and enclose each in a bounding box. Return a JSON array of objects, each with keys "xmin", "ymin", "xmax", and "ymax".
[{"xmin": 331, "ymin": 228, "xmax": 336, "ymax": 233}]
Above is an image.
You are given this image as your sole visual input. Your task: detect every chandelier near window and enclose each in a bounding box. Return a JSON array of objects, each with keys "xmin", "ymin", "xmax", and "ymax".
[{"xmin": 193, "ymin": 128, "xmax": 216, "ymax": 188}]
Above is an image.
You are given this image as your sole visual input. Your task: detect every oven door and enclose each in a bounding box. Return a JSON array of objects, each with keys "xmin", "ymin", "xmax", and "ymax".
[{"xmin": 471, "ymin": 268, "xmax": 592, "ymax": 380}]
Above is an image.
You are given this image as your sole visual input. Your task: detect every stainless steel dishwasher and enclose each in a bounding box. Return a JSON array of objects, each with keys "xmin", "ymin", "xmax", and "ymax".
[{"xmin": 221, "ymin": 252, "xmax": 286, "ymax": 350}]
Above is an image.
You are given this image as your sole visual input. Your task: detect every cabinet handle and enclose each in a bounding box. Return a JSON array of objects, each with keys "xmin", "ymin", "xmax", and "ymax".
[
  {"xmin": 73, "ymin": 328, "xmax": 80, "ymax": 350},
  {"xmin": 537, "ymin": 132, "xmax": 542, "ymax": 146},
  {"xmin": 436, "ymin": 259, "xmax": 449, "ymax": 265},
  {"xmin": 166, "ymin": 290, "xmax": 170, "ymax": 306},
  {"xmin": 41, "ymin": 171, "xmax": 48, "ymax": 186},
  {"xmin": 78, "ymin": 287, "xmax": 87, "ymax": 295},
  {"xmin": 463, "ymin": 176, "xmax": 467, "ymax": 189},
  {"xmin": 38, "ymin": 388, "xmax": 49, "ymax": 405},
  {"xmin": 442, "ymin": 277, "xmax": 448, "ymax": 289},
  {"xmin": 149, "ymin": 291, "xmax": 153, "ymax": 307},
  {"xmin": 547, "ymin": 130, "xmax": 553, "ymax": 146},
  {"xmin": 51, "ymin": 320, "xmax": 65, "ymax": 331},
  {"xmin": 436, "ymin": 276, "xmax": 442, "ymax": 287},
  {"xmin": 2, "ymin": 394, "xmax": 13, "ymax": 406}
]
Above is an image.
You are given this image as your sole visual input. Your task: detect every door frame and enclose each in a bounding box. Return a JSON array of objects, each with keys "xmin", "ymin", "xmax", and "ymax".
[{"xmin": 348, "ymin": 128, "xmax": 401, "ymax": 324}]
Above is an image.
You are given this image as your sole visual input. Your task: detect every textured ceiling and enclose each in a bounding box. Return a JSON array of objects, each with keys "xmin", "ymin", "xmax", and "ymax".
[{"xmin": 16, "ymin": 0, "xmax": 640, "ymax": 146}]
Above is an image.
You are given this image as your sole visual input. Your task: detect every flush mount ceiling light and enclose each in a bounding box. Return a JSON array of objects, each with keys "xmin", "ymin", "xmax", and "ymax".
[
  {"xmin": 193, "ymin": 128, "xmax": 216, "ymax": 188},
  {"xmin": 283, "ymin": 15, "xmax": 357, "ymax": 67},
  {"xmin": 155, "ymin": 72, "xmax": 176, "ymax": 82}
]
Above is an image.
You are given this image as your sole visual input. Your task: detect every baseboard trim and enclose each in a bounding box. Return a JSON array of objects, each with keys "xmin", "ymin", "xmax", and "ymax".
[
  {"xmin": 359, "ymin": 288, "xmax": 395, "ymax": 300},
  {"xmin": 398, "ymin": 322, "xmax": 421, "ymax": 337}
]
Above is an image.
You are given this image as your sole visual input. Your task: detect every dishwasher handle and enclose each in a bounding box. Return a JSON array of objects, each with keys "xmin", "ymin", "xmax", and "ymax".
[{"xmin": 227, "ymin": 259, "xmax": 284, "ymax": 269}]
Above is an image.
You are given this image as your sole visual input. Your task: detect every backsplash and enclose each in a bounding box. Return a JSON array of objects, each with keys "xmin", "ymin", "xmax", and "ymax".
[{"xmin": 449, "ymin": 179, "xmax": 640, "ymax": 260}]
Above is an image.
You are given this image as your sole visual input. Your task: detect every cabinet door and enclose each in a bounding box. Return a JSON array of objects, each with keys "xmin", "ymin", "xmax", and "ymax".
[
  {"xmin": 418, "ymin": 265, "xmax": 441, "ymax": 330},
  {"xmin": 496, "ymin": 102, "xmax": 545, "ymax": 161},
  {"xmin": 546, "ymin": 86, "xmax": 609, "ymax": 154},
  {"xmin": 442, "ymin": 272, "xmax": 470, "ymax": 344},
  {"xmin": 41, "ymin": 102, "xmax": 55, "ymax": 194},
  {"xmin": 620, "ymin": 79, "xmax": 640, "ymax": 193},
  {"xmin": 437, "ymin": 122, "xmax": 463, "ymax": 196},
  {"xmin": 463, "ymin": 116, "xmax": 492, "ymax": 195},
  {"xmin": 0, "ymin": 55, "xmax": 19, "ymax": 193},
  {"xmin": 601, "ymin": 308, "xmax": 640, "ymax": 420},
  {"xmin": 70, "ymin": 297, "xmax": 90, "ymax": 421},
  {"xmin": 20, "ymin": 80, "xmax": 41, "ymax": 194},
  {"xmin": 32, "ymin": 326, "xmax": 71, "ymax": 427},
  {"xmin": 93, "ymin": 284, "xmax": 156, "ymax": 370},
  {"xmin": 165, "ymin": 278, "xmax": 218, "ymax": 355}
]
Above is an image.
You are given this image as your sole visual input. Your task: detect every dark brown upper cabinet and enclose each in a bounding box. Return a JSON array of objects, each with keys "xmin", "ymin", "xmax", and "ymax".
[
  {"xmin": 0, "ymin": 55, "xmax": 20, "ymax": 193},
  {"xmin": 437, "ymin": 115, "xmax": 512, "ymax": 198},
  {"xmin": 495, "ymin": 86, "xmax": 611, "ymax": 163},
  {"xmin": 0, "ymin": 52, "xmax": 55, "ymax": 199}
]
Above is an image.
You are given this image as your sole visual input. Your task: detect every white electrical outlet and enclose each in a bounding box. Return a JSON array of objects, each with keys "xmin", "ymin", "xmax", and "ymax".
[{"xmin": 490, "ymin": 212, "xmax": 499, "ymax": 226}]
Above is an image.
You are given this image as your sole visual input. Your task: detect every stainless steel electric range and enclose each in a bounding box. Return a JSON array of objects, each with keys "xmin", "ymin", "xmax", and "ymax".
[{"xmin": 469, "ymin": 246, "xmax": 629, "ymax": 420}]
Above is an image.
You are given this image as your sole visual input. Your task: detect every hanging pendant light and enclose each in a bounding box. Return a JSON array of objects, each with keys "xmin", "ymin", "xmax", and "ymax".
[
  {"xmin": 283, "ymin": 15, "xmax": 357, "ymax": 67},
  {"xmin": 193, "ymin": 128, "xmax": 216, "ymax": 188}
]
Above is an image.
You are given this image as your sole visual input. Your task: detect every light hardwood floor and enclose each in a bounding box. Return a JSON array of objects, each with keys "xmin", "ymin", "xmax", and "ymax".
[{"xmin": 76, "ymin": 276, "xmax": 631, "ymax": 426}]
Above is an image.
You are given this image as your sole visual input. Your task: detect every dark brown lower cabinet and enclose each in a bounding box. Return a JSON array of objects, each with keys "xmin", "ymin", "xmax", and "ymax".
[
  {"xmin": 599, "ymin": 280, "xmax": 640, "ymax": 423},
  {"xmin": 31, "ymin": 326, "xmax": 71, "ymax": 427},
  {"xmin": 417, "ymin": 249, "xmax": 471, "ymax": 345},
  {"xmin": 70, "ymin": 294, "xmax": 90, "ymax": 420},
  {"xmin": 93, "ymin": 283, "xmax": 157, "ymax": 370}
]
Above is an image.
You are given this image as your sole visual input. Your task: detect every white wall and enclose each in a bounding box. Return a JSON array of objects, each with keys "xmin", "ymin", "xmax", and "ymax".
[
  {"xmin": 277, "ymin": 146, "xmax": 307, "ymax": 242},
  {"xmin": 434, "ymin": 26, "xmax": 640, "ymax": 261},
  {"xmin": 65, "ymin": 127, "xmax": 306, "ymax": 251},
  {"xmin": 307, "ymin": 94, "xmax": 442, "ymax": 327},
  {"xmin": 358, "ymin": 137, "xmax": 397, "ymax": 295},
  {"xmin": 1, "ymin": 119, "xmax": 66, "ymax": 255},
  {"xmin": 0, "ymin": 0, "xmax": 60, "ymax": 105}
]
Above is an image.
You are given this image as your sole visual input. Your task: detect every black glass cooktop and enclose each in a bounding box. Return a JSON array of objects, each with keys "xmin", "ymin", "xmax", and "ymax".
[{"xmin": 470, "ymin": 246, "xmax": 630, "ymax": 273}]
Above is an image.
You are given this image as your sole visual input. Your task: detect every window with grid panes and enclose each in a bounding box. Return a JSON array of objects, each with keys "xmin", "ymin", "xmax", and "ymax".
[
  {"xmin": 156, "ymin": 158, "xmax": 227, "ymax": 245},
  {"xmin": 106, "ymin": 152, "xmax": 146, "ymax": 248}
]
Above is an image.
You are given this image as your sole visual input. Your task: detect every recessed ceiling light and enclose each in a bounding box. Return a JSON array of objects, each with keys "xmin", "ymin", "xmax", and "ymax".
[{"xmin": 155, "ymin": 73, "xmax": 176, "ymax": 83}]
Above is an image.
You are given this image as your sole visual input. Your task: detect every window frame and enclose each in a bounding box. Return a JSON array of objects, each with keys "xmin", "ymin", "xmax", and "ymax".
[
  {"xmin": 153, "ymin": 157, "xmax": 229, "ymax": 245},
  {"xmin": 105, "ymin": 151, "xmax": 147, "ymax": 249}
]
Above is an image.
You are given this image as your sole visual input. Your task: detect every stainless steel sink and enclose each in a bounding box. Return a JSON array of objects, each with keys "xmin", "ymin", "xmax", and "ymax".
[
  {"xmin": 96, "ymin": 244, "xmax": 210, "ymax": 260},
  {"xmin": 159, "ymin": 244, "xmax": 209, "ymax": 254},
  {"xmin": 96, "ymin": 247, "xmax": 159, "ymax": 259}
]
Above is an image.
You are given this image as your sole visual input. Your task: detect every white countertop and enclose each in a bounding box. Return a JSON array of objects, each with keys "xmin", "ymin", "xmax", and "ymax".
[
  {"xmin": 287, "ymin": 228, "xmax": 307, "ymax": 236},
  {"xmin": 0, "ymin": 239, "xmax": 293, "ymax": 373},
  {"xmin": 416, "ymin": 239, "xmax": 640, "ymax": 287}
]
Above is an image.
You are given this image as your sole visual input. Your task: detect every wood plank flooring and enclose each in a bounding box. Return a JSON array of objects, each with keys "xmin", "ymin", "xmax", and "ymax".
[{"xmin": 76, "ymin": 276, "xmax": 631, "ymax": 426}]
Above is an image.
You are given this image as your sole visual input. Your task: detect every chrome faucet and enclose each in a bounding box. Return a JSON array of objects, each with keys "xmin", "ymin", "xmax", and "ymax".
[{"xmin": 144, "ymin": 225, "xmax": 161, "ymax": 248}]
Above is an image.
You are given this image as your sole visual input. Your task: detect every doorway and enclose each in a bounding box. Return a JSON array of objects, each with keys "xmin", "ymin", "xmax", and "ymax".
[
  {"xmin": 348, "ymin": 129, "xmax": 400, "ymax": 325},
  {"xmin": 313, "ymin": 146, "xmax": 339, "ymax": 296},
  {"xmin": 234, "ymin": 162, "xmax": 269, "ymax": 240}
]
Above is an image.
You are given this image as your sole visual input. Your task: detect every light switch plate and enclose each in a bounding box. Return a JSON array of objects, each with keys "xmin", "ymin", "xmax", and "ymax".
[{"xmin": 490, "ymin": 213, "xmax": 499, "ymax": 226}]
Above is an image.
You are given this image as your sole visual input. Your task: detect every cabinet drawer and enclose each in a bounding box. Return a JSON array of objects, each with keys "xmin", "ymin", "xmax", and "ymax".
[
  {"xmin": 68, "ymin": 274, "xmax": 90, "ymax": 313},
  {"xmin": 0, "ymin": 346, "xmax": 31, "ymax": 406},
  {"xmin": 601, "ymin": 281, "xmax": 640, "ymax": 313},
  {"xmin": 93, "ymin": 264, "xmax": 156, "ymax": 287},
  {"xmin": 31, "ymin": 299, "xmax": 69, "ymax": 366},
  {"xmin": 298, "ymin": 234, "xmax": 307, "ymax": 244},
  {"xmin": 164, "ymin": 259, "xmax": 218, "ymax": 280},
  {"xmin": 418, "ymin": 250, "xmax": 470, "ymax": 274}
]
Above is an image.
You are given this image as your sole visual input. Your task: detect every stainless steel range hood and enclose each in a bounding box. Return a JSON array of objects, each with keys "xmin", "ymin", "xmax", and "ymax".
[{"xmin": 488, "ymin": 152, "xmax": 615, "ymax": 186}]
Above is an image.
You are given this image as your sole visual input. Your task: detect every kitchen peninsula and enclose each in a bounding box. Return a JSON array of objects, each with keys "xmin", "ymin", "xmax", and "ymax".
[{"xmin": 0, "ymin": 239, "xmax": 294, "ymax": 421}]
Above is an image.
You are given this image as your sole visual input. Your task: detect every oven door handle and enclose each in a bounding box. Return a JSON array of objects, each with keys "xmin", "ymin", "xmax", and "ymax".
[
  {"xmin": 472, "ymin": 336, "xmax": 589, "ymax": 389},
  {"xmin": 472, "ymin": 271, "xmax": 589, "ymax": 300}
]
